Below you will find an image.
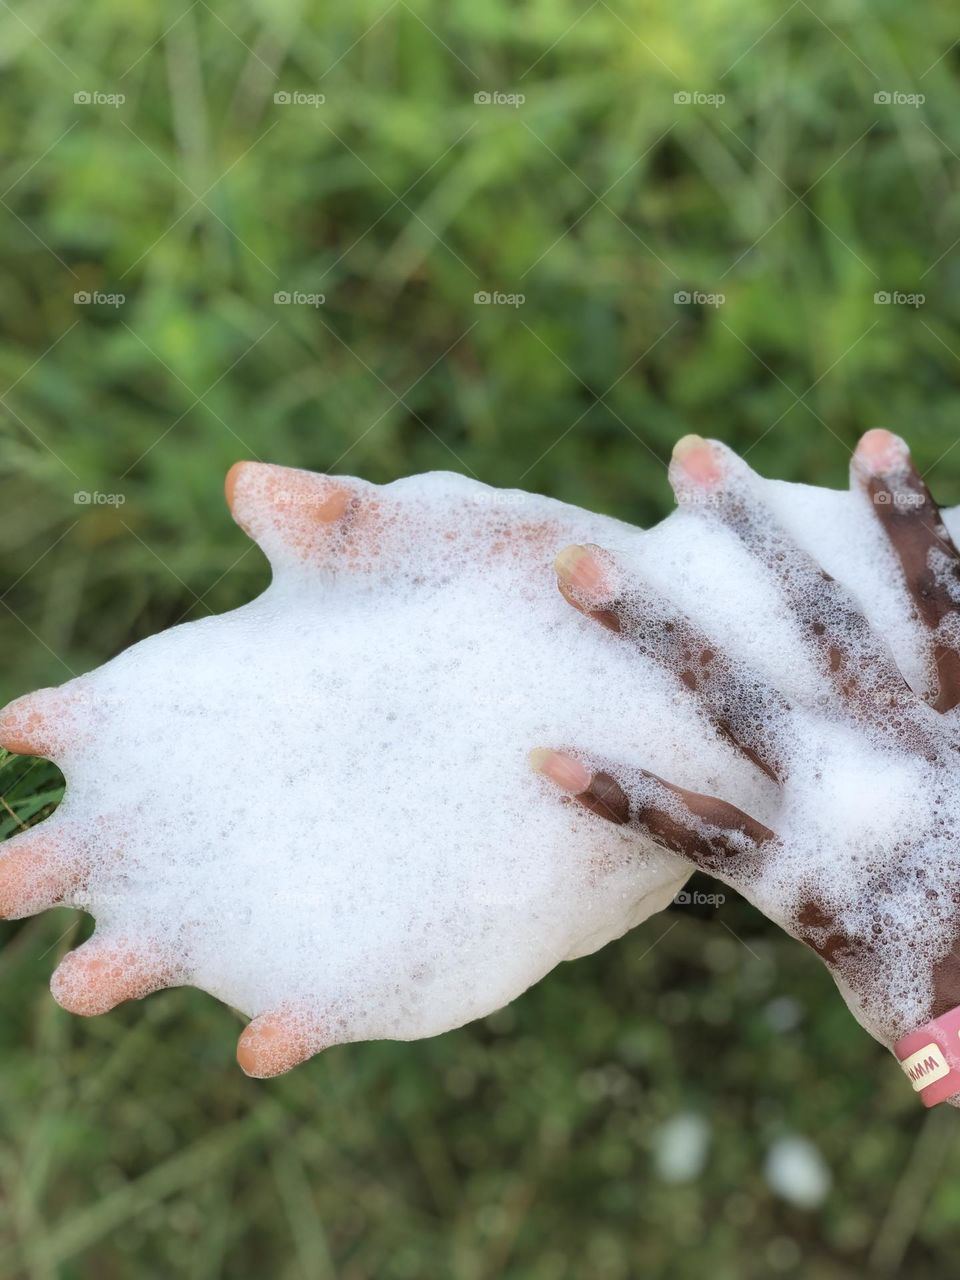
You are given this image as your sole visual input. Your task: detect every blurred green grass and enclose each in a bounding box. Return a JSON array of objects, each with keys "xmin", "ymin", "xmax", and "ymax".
[{"xmin": 3, "ymin": 0, "xmax": 960, "ymax": 1275}]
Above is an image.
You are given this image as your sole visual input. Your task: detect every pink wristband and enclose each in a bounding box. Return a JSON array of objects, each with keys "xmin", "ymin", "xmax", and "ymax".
[{"xmin": 894, "ymin": 1007, "xmax": 960, "ymax": 1107}]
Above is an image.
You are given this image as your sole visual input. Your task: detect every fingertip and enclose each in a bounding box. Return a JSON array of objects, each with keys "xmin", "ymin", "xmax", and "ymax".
[
  {"xmin": 529, "ymin": 752, "xmax": 632, "ymax": 825},
  {"xmin": 0, "ymin": 830, "xmax": 76, "ymax": 919},
  {"xmin": 237, "ymin": 1009, "xmax": 326, "ymax": 1078},
  {"xmin": 0, "ymin": 716, "xmax": 36, "ymax": 758},
  {"xmin": 853, "ymin": 429, "xmax": 910, "ymax": 477},
  {"xmin": 228, "ymin": 463, "xmax": 363, "ymax": 535},
  {"xmin": 554, "ymin": 544, "xmax": 609, "ymax": 598},
  {"xmin": 224, "ymin": 461, "xmax": 253, "ymax": 515},
  {"xmin": 0, "ymin": 689, "xmax": 66, "ymax": 758},
  {"xmin": 670, "ymin": 434, "xmax": 724, "ymax": 488},
  {"xmin": 236, "ymin": 1028, "xmax": 272, "ymax": 1077},
  {"xmin": 51, "ymin": 941, "xmax": 172, "ymax": 1016},
  {"xmin": 528, "ymin": 748, "xmax": 593, "ymax": 793}
]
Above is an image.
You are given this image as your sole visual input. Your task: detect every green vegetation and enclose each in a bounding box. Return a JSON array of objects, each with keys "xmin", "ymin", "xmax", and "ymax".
[{"xmin": 2, "ymin": 0, "xmax": 960, "ymax": 1274}]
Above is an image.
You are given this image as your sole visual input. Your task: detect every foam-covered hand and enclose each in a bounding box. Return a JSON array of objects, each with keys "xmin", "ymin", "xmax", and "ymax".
[
  {"xmin": 0, "ymin": 463, "xmax": 692, "ymax": 1076},
  {"xmin": 532, "ymin": 431, "xmax": 960, "ymax": 1104}
]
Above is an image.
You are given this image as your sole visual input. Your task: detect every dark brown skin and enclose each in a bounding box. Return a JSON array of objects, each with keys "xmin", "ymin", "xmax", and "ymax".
[
  {"xmin": 560, "ymin": 568, "xmax": 787, "ymax": 783},
  {"xmin": 535, "ymin": 430, "xmax": 960, "ymax": 1057},
  {"xmin": 860, "ymin": 459, "xmax": 960, "ymax": 713}
]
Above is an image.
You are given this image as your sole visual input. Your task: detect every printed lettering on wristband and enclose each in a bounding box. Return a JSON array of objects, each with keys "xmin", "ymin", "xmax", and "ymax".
[{"xmin": 895, "ymin": 1007, "xmax": 960, "ymax": 1107}]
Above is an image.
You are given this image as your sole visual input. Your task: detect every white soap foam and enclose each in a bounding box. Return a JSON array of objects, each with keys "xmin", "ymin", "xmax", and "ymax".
[
  {"xmin": 50, "ymin": 474, "xmax": 711, "ymax": 1040},
  {"xmin": 26, "ymin": 465, "xmax": 960, "ymax": 1048}
]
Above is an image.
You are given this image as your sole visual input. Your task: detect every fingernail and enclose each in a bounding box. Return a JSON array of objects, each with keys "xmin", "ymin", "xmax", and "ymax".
[
  {"xmin": 554, "ymin": 545, "xmax": 607, "ymax": 597},
  {"xmin": 671, "ymin": 434, "xmax": 723, "ymax": 486},
  {"xmin": 854, "ymin": 429, "xmax": 910, "ymax": 476},
  {"xmin": 529, "ymin": 749, "xmax": 592, "ymax": 793}
]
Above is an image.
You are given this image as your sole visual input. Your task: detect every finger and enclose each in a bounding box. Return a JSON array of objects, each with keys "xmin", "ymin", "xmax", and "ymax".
[
  {"xmin": 225, "ymin": 461, "xmax": 382, "ymax": 574},
  {"xmin": 50, "ymin": 938, "xmax": 177, "ymax": 1016},
  {"xmin": 669, "ymin": 435, "xmax": 920, "ymax": 730},
  {"xmin": 236, "ymin": 1008, "xmax": 330, "ymax": 1078},
  {"xmin": 529, "ymin": 749, "xmax": 776, "ymax": 877},
  {"xmin": 0, "ymin": 685, "xmax": 82, "ymax": 760},
  {"xmin": 0, "ymin": 826, "xmax": 84, "ymax": 919},
  {"xmin": 852, "ymin": 429, "xmax": 960, "ymax": 713},
  {"xmin": 554, "ymin": 543, "xmax": 625, "ymax": 635},
  {"xmin": 554, "ymin": 543, "xmax": 787, "ymax": 782}
]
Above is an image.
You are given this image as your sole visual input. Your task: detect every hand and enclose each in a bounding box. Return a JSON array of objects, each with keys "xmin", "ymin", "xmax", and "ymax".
[
  {"xmin": 532, "ymin": 431, "xmax": 960, "ymax": 1092},
  {"xmin": 0, "ymin": 461, "xmax": 690, "ymax": 1077}
]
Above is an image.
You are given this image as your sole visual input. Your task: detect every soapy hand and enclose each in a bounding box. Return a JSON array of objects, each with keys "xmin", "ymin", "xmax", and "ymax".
[
  {"xmin": 0, "ymin": 461, "xmax": 692, "ymax": 1077},
  {"xmin": 532, "ymin": 431, "xmax": 960, "ymax": 1104}
]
